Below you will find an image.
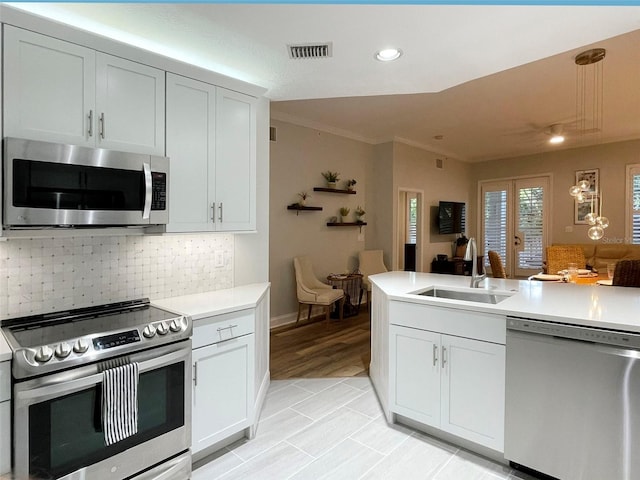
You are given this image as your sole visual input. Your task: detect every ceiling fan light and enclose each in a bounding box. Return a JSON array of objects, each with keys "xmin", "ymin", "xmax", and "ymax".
[{"xmin": 375, "ymin": 48, "xmax": 402, "ymax": 62}]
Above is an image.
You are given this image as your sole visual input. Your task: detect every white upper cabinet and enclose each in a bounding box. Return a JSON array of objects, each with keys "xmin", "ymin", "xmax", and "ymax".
[
  {"xmin": 3, "ymin": 26, "xmax": 165, "ymax": 155},
  {"xmin": 166, "ymin": 73, "xmax": 256, "ymax": 232},
  {"xmin": 215, "ymin": 89, "xmax": 256, "ymax": 232},
  {"xmin": 94, "ymin": 53, "xmax": 165, "ymax": 154},
  {"xmin": 4, "ymin": 25, "xmax": 95, "ymax": 147}
]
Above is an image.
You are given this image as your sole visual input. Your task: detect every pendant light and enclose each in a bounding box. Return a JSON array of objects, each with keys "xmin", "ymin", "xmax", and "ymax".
[{"xmin": 569, "ymin": 47, "xmax": 609, "ymax": 240}]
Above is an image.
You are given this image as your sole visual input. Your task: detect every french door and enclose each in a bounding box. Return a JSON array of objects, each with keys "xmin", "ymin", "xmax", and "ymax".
[{"xmin": 480, "ymin": 176, "xmax": 549, "ymax": 278}]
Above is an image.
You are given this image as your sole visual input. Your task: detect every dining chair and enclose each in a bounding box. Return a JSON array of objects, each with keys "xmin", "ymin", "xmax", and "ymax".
[
  {"xmin": 545, "ymin": 245, "xmax": 586, "ymax": 275},
  {"xmin": 293, "ymin": 256, "xmax": 345, "ymax": 324},
  {"xmin": 358, "ymin": 250, "xmax": 388, "ymax": 311},
  {"xmin": 612, "ymin": 260, "xmax": 640, "ymax": 287},
  {"xmin": 487, "ymin": 251, "xmax": 507, "ymax": 278}
]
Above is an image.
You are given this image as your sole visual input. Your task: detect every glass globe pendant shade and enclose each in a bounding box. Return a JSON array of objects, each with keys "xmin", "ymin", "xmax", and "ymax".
[
  {"xmin": 569, "ymin": 185, "xmax": 582, "ymax": 196},
  {"xmin": 588, "ymin": 226, "xmax": 605, "ymax": 240},
  {"xmin": 578, "ymin": 179, "xmax": 590, "ymax": 191},
  {"xmin": 596, "ymin": 216, "xmax": 609, "ymax": 229},
  {"xmin": 584, "ymin": 212, "xmax": 597, "ymax": 225},
  {"xmin": 576, "ymin": 192, "xmax": 586, "ymax": 203}
]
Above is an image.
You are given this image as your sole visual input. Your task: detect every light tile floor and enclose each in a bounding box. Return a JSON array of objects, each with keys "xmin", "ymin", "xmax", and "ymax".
[{"xmin": 192, "ymin": 377, "xmax": 540, "ymax": 480}]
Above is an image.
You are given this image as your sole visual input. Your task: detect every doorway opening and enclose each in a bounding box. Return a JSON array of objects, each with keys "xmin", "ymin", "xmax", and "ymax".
[{"xmin": 397, "ymin": 189, "xmax": 423, "ymax": 271}]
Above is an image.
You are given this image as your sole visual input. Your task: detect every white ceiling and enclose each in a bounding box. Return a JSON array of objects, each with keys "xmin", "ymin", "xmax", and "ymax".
[{"xmin": 9, "ymin": 3, "xmax": 640, "ymax": 162}]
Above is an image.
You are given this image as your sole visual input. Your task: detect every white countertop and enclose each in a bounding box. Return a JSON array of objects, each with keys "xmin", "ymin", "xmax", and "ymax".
[
  {"xmin": 371, "ymin": 271, "xmax": 640, "ymax": 332},
  {"xmin": 0, "ymin": 331, "xmax": 11, "ymax": 362},
  {"xmin": 152, "ymin": 282, "xmax": 270, "ymax": 321}
]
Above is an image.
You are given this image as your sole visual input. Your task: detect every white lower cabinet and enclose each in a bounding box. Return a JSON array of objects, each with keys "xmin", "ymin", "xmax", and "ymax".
[
  {"xmin": 191, "ymin": 310, "xmax": 255, "ymax": 455},
  {"xmin": 389, "ymin": 302, "xmax": 506, "ymax": 452},
  {"xmin": 0, "ymin": 401, "xmax": 9, "ymax": 475},
  {"xmin": 0, "ymin": 360, "xmax": 10, "ymax": 475}
]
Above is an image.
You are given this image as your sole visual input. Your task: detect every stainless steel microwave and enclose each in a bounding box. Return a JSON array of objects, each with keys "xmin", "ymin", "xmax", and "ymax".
[{"xmin": 3, "ymin": 137, "xmax": 169, "ymax": 228}]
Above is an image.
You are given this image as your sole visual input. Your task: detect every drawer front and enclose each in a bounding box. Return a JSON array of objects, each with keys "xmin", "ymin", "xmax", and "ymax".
[
  {"xmin": 389, "ymin": 301, "xmax": 506, "ymax": 344},
  {"xmin": 0, "ymin": 362, "xmax": 9, "ymax": 403},
  {"xmin": 193, "ymin": 309, "xmax": 255, "ymax": 349},
  {"xmin": 0, "ymin": 401, "xmax": 9, "ymax": 474}
]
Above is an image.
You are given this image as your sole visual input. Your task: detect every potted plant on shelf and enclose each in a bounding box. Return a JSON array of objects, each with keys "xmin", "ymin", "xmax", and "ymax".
[
  {"xmin": 339, "ymin": 207, "xmax": 350, "ymax": 223},
  {"xmin": 346, "ymin": 179, "xmax": 357, "ymax": 191},
  {"xmin": 322, "ymin": 171, "xmax": 340, "ymax": 189},
  {"xmin": 297, "ymin": 191, "xmax": 310, "ymax": 206},
  {"xmin": 354, "ymin": 205, "xmax": 365, "ymax": 223}
]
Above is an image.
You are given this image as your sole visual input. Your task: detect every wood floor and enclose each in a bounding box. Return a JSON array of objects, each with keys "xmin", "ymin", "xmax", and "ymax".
[{"xmin": 270, "ymin": 309, "xmax": 371, "ymax": 379}]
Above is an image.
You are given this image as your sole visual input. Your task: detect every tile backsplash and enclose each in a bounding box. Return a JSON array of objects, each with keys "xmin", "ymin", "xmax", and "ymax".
[{"xmin": 0, "ymin": 233, "xmax": 234, "ymax": 318}]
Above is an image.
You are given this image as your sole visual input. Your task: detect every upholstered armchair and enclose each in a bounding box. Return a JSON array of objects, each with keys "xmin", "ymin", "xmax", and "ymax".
[{"xmin": 293, "ymin": 256, "xmax": 345, "ymax": 324}]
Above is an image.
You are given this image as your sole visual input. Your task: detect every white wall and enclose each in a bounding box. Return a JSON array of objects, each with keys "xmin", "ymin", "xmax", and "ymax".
[
  {"xmin": 269, "ymin": 120, "xmax": 373, "ymax": 324},
  {"xmin": 471, "ymin": 139, "xmax": 640, "ymax": 245},
  {"xmin": 393, "ymin": 142, "xmax": 473, "ymax": 271}
]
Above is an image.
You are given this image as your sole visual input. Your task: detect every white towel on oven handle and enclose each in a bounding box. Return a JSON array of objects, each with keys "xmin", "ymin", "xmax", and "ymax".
[{"xmin": 102, "ymin": 362, "xmax": 139, "ymax": 446}]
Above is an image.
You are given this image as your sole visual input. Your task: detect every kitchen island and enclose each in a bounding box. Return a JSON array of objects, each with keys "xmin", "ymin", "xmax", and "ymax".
[{"xmin": 369, "ymin": 271, "xmax": 640, "ymax": 471}]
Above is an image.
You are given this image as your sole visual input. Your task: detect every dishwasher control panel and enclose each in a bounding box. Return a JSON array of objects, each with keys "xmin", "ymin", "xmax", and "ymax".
[{"xmin": 507, "ymin": 316, "xmax": 640, "ymax": 349}]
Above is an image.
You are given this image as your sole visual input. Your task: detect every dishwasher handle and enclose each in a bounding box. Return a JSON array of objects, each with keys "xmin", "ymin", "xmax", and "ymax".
[{"xmin": 507, "ymin": 316, "xmax": 640, "ymax": 350}]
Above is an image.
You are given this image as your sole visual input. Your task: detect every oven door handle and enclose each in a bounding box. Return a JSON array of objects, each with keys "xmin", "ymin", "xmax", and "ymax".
[{"xmin": 15, "ymin": 347, "xmax": 190, "ymax": 405}]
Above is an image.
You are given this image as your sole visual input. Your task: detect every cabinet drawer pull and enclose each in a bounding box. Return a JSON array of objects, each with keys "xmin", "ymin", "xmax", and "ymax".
[
  {"xmin": 217, "ymin": 324, "xmax": 238, "ymax": 333},
  {"xmin": 193, "ymin": 362, "xmax": 198, "ymax": 386},
  {"xmin": 433, "ymin": 344, "xmax": 438, "ymax": 366},
  {"xmin": 442, "ymin": 346, "xmax": 447, "ymax": 368},
  {"xmin": 87, "ymin": 110, "xmax": 93, "ymax": 137}
]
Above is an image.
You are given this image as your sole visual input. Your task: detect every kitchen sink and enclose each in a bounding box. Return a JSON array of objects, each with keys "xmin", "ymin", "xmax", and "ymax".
[{"xmin": 416, "ymin": 287, "xmax": 513, "ymax": 304}]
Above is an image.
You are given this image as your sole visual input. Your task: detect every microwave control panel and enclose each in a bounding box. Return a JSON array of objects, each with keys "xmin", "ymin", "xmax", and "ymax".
[{"xmin": 151, "ymin": 172, "xmax": 167, "ymax": 210}]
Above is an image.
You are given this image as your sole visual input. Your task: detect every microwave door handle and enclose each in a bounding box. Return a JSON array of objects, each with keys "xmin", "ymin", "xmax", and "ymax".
[{"xmin": 143, "ymin": 162, "xmax": 152, "ymax": 220}]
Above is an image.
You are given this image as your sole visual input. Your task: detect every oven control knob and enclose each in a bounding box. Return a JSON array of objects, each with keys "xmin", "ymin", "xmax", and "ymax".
[
  {"xmin": 143, "ymin": 324, "xmax": 157, "ymax": 338},
  {"xmin": 169, "ymin": 319, "xmax": 182, "ymax": 333},
  {"xmin": 55, "ymin": 342, "xmax": 71, "ymax": 359},
  {"xmin": 35, "ymin": 345, "xmax": 54, "ymax": 363},
  {"xmin": 156, "ymin": 322, "xmax": 169, "ymax": 335},
  {"xmin": 73, "ymin": 339, "xmax": 89, "ymax": 354}
]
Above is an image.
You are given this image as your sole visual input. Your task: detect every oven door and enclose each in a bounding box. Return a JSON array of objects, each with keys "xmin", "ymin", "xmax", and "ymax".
[{"xmin": 13, "ymin": 341, "xmax": 191, "ymax": 480}]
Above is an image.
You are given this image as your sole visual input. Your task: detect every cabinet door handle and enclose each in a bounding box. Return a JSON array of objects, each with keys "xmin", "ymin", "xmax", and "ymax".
[
  {"xmin": 211, "ymin": 203, "xmax": 216, "ymax": 222},
  {"xmin": 433, "ymin": 344, "xmax": 438, "ymax": 366},
  {"xmin": 99, "ymin": 112, "xmax": 105, "ymax": 139},
  {"xmin": 218, "ymin": 202, "xmax": 223, "ymax": 222},
  {"xmin": 193, "ymin": 362, "xmax": 198, "ymax": 387},
  {"xmin": 87, "ymin": 110, "xmax": 93, "ymax": 137},
  {"xmin": 441, "ymin": 346, "xmax": 447, "ymax": 368}
]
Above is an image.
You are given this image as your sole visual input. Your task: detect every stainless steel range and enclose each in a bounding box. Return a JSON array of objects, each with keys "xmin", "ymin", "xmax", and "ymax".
[{"xmin": 1, "ymin": 298, "xmax": 193, "ymax": 480}]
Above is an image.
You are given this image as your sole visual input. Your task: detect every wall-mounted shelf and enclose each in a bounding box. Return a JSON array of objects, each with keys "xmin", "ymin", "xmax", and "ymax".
[
  {"xmin": 287, "ymin": 205, "xmax": 323, "ymax": 216},
  {"xmin": 327, "ymin": 221, "xmax": 368, "ymax": 232},
  {"xmin": 313, "ymin": 187, "xmax": 356, "ymax": 194}
]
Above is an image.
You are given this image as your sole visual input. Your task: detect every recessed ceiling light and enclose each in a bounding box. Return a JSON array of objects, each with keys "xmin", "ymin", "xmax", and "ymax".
[
  {"xmin": 549, "ymin": 134, "xmax": 565, "ymax": 145},
  {"xmin": 375, "ymin": 48, "xmax": 402, "ymax": 62}
]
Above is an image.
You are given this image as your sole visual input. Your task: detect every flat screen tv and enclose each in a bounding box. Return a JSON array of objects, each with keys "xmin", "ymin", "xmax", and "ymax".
[{"xmin": 438, "ymin": 201, "xmax": 465, "ymax": 234}]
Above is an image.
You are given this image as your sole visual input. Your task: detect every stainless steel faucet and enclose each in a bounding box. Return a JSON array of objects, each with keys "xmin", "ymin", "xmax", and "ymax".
[{"xmin": 464, "ymin": 237, "xmax": 487, "ymax": 288}]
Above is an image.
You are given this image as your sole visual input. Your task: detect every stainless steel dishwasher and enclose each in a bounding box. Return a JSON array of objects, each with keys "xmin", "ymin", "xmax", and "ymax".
[{"xmin": 505, "ymin": 316, "xmax": 640, "ymax": 480}]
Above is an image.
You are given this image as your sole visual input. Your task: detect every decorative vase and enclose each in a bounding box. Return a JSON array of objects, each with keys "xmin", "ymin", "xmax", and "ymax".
[
  {"xmin": 327, "ymin": 181, "xmax": 336, "ymax": 189},
  {"xmin": 299, "ymin": 198, "xmax": 306, "ymax": 206}
]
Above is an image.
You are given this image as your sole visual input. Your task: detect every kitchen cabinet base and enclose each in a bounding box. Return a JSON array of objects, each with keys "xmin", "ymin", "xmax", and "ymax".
[
  {"xmin": 394, "ymin": 414, "xmax": 508, "ymax": 467},
  {"xmin": 191, "ymin": 430, "xmax": 247, "ymax": 464}
]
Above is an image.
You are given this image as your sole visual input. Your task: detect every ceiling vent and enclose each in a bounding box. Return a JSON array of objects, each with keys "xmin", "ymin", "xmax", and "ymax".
[{"xmin": 288, "ymin": 42, "xmax": 332, "ymax": 60}]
